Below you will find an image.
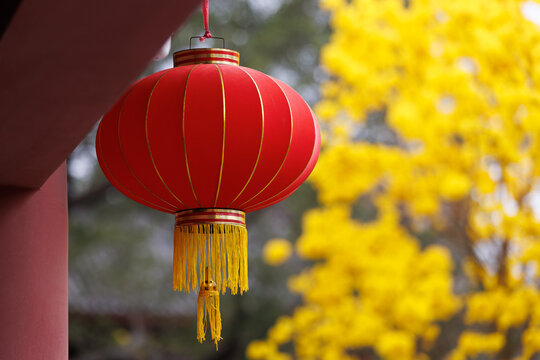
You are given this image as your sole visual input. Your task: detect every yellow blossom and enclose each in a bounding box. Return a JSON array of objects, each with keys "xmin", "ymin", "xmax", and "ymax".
[
  {"xmin": 246, "ymin": 341, "xmax": 274, "ymax": 360},
  {"xmin": 263, "ymin": 238, "xmax": 293, "ymax": 266},
  {"xmin": 268, "ymin": 317, "xmax": 294, "ymax": 344},
  {"xmin": 375, "ymin": 331, "xmax": 416, "ymax": 360},
  {"xmin": 454, "ymin": 332, "xmax": 505, "ymax": 358},
  {"xmin": 247, "ymin": 0, "xmax": 540, "ymax": 358}
]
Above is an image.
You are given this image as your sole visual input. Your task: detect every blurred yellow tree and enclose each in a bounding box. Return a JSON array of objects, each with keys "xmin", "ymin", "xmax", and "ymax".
[{"xmin": 247, "ymin": 0, "xmax": 540, "ymax": 359}]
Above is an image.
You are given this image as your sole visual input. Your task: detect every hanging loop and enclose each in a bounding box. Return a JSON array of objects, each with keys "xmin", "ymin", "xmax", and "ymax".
[
  {"xmin": 189, "ymin": 36, "xmax": 226, "ymax": 49},
  {"xmin": 189, "ymin": 0, "xmax": 227, "ymax": 49}
]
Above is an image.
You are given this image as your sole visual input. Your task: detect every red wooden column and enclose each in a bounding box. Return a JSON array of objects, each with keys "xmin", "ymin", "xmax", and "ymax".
[{"xmin": 0, "ymin": 163, "xmax": 68, "ymax": 360}]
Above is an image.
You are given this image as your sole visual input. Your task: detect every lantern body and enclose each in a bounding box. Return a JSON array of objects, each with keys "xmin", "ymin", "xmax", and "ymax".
[
  {"xmin": 96, "ymin": 49, "xmax": 320, "ymax": 216},
  {"xmin": 95, "ymin": 48, "xmax": 320, "ymax": 346}
]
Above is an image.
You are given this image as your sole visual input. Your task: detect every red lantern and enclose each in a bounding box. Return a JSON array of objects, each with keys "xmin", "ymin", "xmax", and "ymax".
[{"xmin": 96, "ymin": 48, "xmax": 320, "ymax": 346}]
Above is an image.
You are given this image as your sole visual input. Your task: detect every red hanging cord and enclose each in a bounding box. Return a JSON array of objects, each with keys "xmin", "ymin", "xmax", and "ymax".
[{"xmin": 199, "ymin": 0, "xmax": 212, "ymax": 42}]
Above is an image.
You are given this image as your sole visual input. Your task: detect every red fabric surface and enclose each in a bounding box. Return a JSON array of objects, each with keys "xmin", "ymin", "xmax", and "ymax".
[
  {"xmin": 97, "ymin": 62, "xmax": 320, "ymax": 213},
  {"xmin": 97, "ymin": 80, "xmax": 177, "ymax": 213}
]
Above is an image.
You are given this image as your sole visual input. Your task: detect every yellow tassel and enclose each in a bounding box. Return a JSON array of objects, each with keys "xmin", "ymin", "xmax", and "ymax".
[
  {"xmin": 173, "ymin": 220, "xmax": 248, "ymax": 348},
  {"xmin": 197, "ymin": 267, "xmax": 222, "ymax": 349},
  {"xmin": 173, "ymin": 223, "xmax": 249, "ymax": 295}
]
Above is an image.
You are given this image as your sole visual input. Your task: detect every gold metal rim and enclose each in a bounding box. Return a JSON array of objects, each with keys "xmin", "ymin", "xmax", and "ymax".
[
  {"xmin": 173, "ymin": 48, "xmax": 240, "ymax": 67},
  {"xmin": 175, "ymin": 208, "xmax": 246, "ymax": 227},
  {"xmin": 176, "ymin": 208, "xmax": 245, "ymax": 216}
]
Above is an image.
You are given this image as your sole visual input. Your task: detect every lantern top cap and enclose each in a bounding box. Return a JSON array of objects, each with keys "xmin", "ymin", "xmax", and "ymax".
[{"xmin": 173, "ymin": 48, "xmax": 240, "ymax": 67}]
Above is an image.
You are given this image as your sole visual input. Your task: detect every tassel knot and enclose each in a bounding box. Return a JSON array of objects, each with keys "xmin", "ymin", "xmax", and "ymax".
[
  {"xmin": 197, "ymin": 267, "xmax": 222, "ymax": 349},
  {"xmin": 199, "ymin": 30, "xmax": 212, "ymax": 42}
]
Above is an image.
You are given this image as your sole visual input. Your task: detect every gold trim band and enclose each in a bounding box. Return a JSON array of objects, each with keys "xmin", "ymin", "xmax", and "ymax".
[
  {"xmin": 175, "ymin": 208, "xmax": 246, "ymax": 227},
  {"xmin": 176, "ymin": 60, "xmax": 237, "ymax": 66},
  {"xmin": 174, "ymin": 48, "xmax": 240, "ymax": 67},
  {"xmin": 177, "ymin": 208, "xmax": 244, "ymax": 215}
]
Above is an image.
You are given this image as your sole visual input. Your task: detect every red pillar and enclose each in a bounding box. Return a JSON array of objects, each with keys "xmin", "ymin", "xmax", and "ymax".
[{"xmin": 0, "ymin": 163, "xmax": 68, "ymax": 360}]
